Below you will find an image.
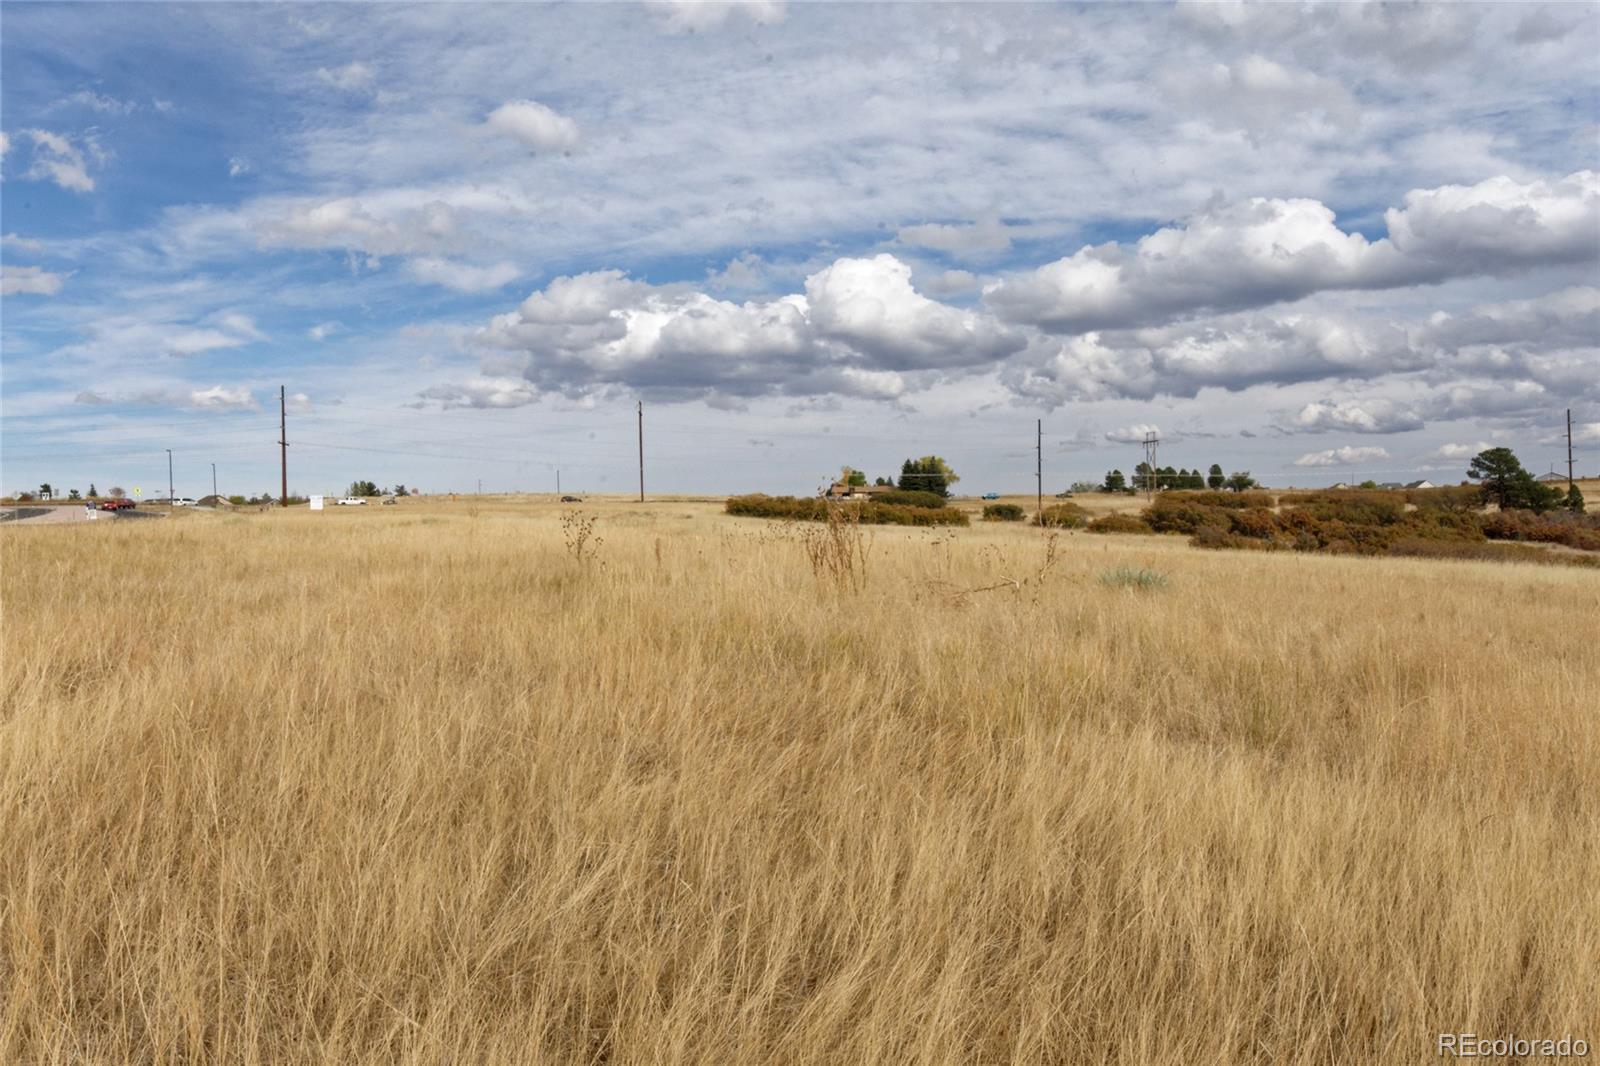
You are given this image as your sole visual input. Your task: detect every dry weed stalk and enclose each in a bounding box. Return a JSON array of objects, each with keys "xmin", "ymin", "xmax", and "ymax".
[
  {"xmin": 561, "ymin": 511, "xmax": 602, "ymax": 563},
  {"xmin": 797, "ymin": 502, "xmax": 872, "ymax": 592},
  {"xmin": 927, "ymin": 530, "xmax": 1064, "ymax": 606}
]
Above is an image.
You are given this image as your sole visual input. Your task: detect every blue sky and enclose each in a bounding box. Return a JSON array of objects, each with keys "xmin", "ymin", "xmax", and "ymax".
[{"xmin": 2, "ymin": 1, "xmax": 1597, "ymax": 498}]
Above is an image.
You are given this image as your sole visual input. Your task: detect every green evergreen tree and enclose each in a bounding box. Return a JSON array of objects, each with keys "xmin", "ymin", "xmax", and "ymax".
[
  {"xmin": 1207, "ymin": 464, "xmax": 1225, "ymax": 490},
  {"xmin": 1468, "ymin": 448, "xmax": 1562, "ymax": 513},
  {"xmin": 898, "ymin": 456, "xmax": 960, "ymax": 498}
]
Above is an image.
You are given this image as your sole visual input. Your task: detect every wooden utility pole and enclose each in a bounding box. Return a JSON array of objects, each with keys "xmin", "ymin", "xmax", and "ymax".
[
  {"xmin": 211, "ymin": 462, "xmax": 217, "ymax": 500},
  {"xmin": 278, "ymin": 386, "xmax": 289, "ymax": 506},
  {"xmin": 556, "ymin": 469, "xmax": 561, "ymax": 496},
  {"xmin": 166, "ymin": 449, "xmax": 174, "ymax": 504},
  {"xmin": 1568, "ymin": 408, "xmax": 1576, "ymax": 487},
  {"xmin": 1035, "ymin": 418, "xmax": 1043, "ymax": 523},
  {"xmin": 637, "ymin": 400, "xmax": 645, "ymax": 502}
]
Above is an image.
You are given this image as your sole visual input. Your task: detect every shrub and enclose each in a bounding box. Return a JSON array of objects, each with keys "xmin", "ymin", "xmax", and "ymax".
[
  {"xmin": 1098, "ymin": 566, "xmax": 1169, "ymax": 590},
  {"xmin": 724, "ymin": 495, "xmax": 968, "ymax": 527},
  {"xmin": 874, "ymin": 489, "xmax": 947, "ymax": 509},
  {"xmin": 982, "ymin": 503, "xmax": 1025, "ymax": 522},
  {"xmin": 1404, "ymin": 511, "xmax": 1486, "ymax": 542},
  {"xmin": 1287, "ymin": 494, "xmax": 1407, "ymax": 527},
  {"xmin": 1191, "ymin": 526, "xmax": 1284, "ymax": 552},
  {"xmin": 1035, "ymin": 502, "xmax": 1089, "ymax": 528},
  {"xmin": 1227, "ymin": 508, "xmax": 1280, "ymax": 539},
  {"xmin": 1482, "ymin": 510, "xmax": 1600, "ymax": 552},
  {"xmin": 1388, "ymin": 539, "xmax": 1600, "ymax": 569},
  {"xmin": 1144, "ymin": 498, "xmax": 1231, "ymax": 535},
  {"xmin": 1162, "ymin": 490, "xmax": 1273, "ymax": 510},
  {"xmin": 856, "ymin": 502, "xmax": 969, "ymax": 527},
  {"xmin": 1406, "ymin": 485, "xmax": 1482, "ymax": 512},
  {"xmin": 726, "ymin": 494, "xmax": 827, "ymax": 519},
  {"xmin": 1087, "ymin": 514, "xmax": 1152, "ymax": 534}
]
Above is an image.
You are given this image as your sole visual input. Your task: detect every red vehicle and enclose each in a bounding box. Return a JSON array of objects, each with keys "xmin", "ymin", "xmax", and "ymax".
[{"xmin": 99, "ymin": 498, "xmax": 136, "ymax": 511}]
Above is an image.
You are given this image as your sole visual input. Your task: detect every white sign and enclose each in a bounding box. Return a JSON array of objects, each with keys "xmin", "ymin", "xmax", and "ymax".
[{"xmin": 310, "ymin": 495, "xmax": 324, "ymax": 511}]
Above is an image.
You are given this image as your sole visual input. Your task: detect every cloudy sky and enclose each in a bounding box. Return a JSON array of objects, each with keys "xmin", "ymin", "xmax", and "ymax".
[{"xmin": 2, "ymin": 1, "xmax": 1597, "ymax": 498}]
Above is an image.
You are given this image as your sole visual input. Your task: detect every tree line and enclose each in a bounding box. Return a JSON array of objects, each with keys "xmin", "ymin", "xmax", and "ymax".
[
  {"xmin": 839, "ymin": 457, "xmax": 962, "ymax": 498},
  {"xmin": 1101, "ymin": 463, "xmax": 1257, "ymax": 493}
]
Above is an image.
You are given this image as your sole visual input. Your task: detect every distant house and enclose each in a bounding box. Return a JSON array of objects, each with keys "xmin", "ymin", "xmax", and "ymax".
[
  {"xmin": 1536, "ymin": 472, "xmax": 1568, "ymax": 483},
  {"xmin": 824, "ymin": 482, "xmax": 896, "ymax": 500},
  {"xmin": 1329, "ymin": 482, "xmax": 1352, "ymax": 490},
  {"xmin": 1405, "ymin": 479, "xmax": 1435, "ymax": 490},
  {"xmin": 1378, "ymin": 482, "xmax": 1405, "ymax": 491}
]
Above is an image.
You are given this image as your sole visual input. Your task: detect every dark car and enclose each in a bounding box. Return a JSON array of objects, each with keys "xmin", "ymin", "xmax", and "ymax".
[
  {"xmin": 560, "ymin": 495, "xmax": 583, "ymax": 503},
  {"xmin": 99, "ymin": 498, "xmax": 136, "ymax": 511}
]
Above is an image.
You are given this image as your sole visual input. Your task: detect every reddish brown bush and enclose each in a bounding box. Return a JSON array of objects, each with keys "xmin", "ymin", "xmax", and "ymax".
[
  {"xmin": 1227, "ymin": 508, "xmax": 1280, "ymax": 539},
  {"xmin": 1389, "ymin": 539, "xmax": 1600, "ymax": 568},
  {"xmin": 1481, "ymin": 510, "xmax": 1600, "ymax": 551},
  {"xmin": 1406, "ymin": 485, "xmax": 1483, "ymax": 512},
  {"xmin": 1087, "ymin": 514, "xmax": 1153, "ymax": 535},
  {"xmin": 1289, "ymin": 495, "xmax": 1407, "ymax": 527},
  {"xmin": 1145, "ymin": 499, "xmax": 1232, "ymax": 535},
  {"xmin": 1159, "ymin": 490, "xmax": 1274, "ymax": 509},
  {"xmin": 1191, "ymin": 526, "xmax": 1283, "ymax": 551}
]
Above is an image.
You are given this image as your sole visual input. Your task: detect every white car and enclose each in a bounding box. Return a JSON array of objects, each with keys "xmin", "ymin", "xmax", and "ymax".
[
  {"xmin": 171, "ymin": 497, "xmax": 197, "ymax": 507},
  {"xmin": 337, "ymin": 497, "xmax": 367, "ymax": 506}
]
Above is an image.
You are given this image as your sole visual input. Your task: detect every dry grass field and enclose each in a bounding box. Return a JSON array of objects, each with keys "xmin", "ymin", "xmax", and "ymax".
[{"xmin": 3, "ymin": 495, "xmax": 1597, "ymax": 1064}]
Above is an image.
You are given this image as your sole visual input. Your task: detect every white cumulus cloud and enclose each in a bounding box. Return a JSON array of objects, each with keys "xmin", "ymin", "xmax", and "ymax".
[
  {"xmin": 985, "ymin": 171, "xmax": 1599, "ymax": 333},
  {"xmin": 1293, "ymin": 445, "xmax": 1391, "ymax": 468},
  {"xmin": 1289, "ymin": 399, "xmax": 1424, "ymax": 435},
  {"xmin": 416, "ymin": 376, "xmax": 539, "ymax": 409},
  {"xmin": 468, "ymin": 253, "xmax": 1019, "ymax": 401},
  {"xmin": 646, "ymin": 0, "xmax": 785, "ymax": 33},
  {"xmin": 1104, "ymin": 423, "xmax": 1162, "ymax": 444},
  {"xmin": 485, "ymin": 99, "xmax": 580, "ymax": 153},
  {"xmin": 1, "ymin": 265, "xmax": 66, "ymax": 296},
  {"xmin": 1432, "ymin": 441, "xmax": 1495, "ymax": 461}
]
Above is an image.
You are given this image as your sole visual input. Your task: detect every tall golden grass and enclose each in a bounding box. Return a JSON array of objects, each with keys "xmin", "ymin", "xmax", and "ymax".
[{"xmin": 3, "ymin": 497, "xmax": 1597, "ymax": 1064}]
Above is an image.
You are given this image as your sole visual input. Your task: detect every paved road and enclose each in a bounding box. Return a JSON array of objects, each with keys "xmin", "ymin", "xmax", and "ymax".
[{"xmin": 0, "ymin": 506, "xmax": 165, "ymax": 525}]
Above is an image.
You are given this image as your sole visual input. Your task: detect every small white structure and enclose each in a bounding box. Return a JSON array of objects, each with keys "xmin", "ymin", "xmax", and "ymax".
[{"xmin": 310, "ymin": 495, "xmax": 325, "ymax": 511}]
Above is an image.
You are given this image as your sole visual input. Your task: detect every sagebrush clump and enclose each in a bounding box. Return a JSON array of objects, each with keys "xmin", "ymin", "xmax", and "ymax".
[
  {"xmin": 726, "ymin": 494, "xmax": 969, "ymax": 526},
  {"xmin": 1035, "ymin": 502, "xmax": 1089, "ymax": 528},
  {"xmin": 1087, "ymin": 513, "xmax": 1154, "ymax": 535},
  {"xmin": 982, "ymin": 503, "xmax": 1026, "ymax": 522}
]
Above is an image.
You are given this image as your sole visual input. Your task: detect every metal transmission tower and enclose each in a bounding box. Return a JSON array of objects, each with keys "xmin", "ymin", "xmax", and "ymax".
[{"xmin": 1142, "ymin": 431, "xmax": 1160, "ymax": 499}]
